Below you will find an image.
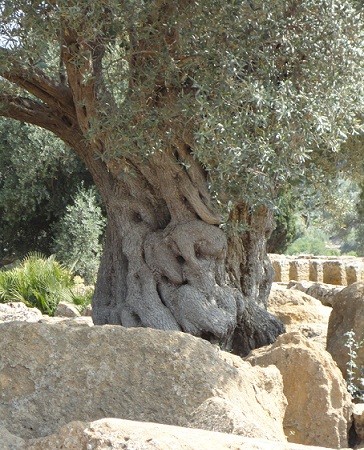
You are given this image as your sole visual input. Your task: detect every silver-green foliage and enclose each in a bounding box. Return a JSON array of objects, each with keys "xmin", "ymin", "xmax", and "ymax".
[
  {"xmin": 344, "ymin": 330, "xmax": 364, "ymax": 401},
  {"xmin": 192, "ymin": 0, "xmax": 364, "ymax": 209},
  {"xmin": 286, "ymin": 227, "xmax": 340, "ymax": 256},
  {"xmin": 53, "ymin": 186, "xmax": 106, "ymax": 284},
  {"xmin": 0, "ymin": 119, "xmax": 80, "ymax": 220},
  {"xmin": 1, "ymin": 0, "xmax": 363, "ymax": 213}
]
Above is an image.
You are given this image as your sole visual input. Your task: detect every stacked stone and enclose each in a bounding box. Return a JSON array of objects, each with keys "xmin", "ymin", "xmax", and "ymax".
[{"xmin": 269, "ymin": 254, "xmax": 364, "ymax": 286}]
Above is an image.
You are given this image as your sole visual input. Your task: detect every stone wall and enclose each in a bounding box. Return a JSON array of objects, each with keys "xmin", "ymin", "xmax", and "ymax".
[{"xmin": 269, "ymin": 254, "xmax": 364, "ymax": 286}]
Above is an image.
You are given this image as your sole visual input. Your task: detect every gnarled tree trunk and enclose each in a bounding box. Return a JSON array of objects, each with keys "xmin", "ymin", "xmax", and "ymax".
[
  {"xmin": 226, "ymin": 203, "xmax": 284, "ymax": 355},
  {"xmin": 91, "ymin": 144, "xmax": 284, "ymax": 356}
]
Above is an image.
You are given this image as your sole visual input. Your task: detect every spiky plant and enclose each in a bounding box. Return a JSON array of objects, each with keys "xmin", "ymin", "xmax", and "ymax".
[{"xmin": 0, "ymin": 252, "xmax": 74, "ymax": 315}]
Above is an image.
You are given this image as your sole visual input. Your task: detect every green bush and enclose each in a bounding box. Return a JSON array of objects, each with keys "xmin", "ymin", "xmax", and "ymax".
[
  {"xmin": 0, "ymin": 253, "xmax": 75, "ymax": 315},
  {"xmin": 286, "ymin": 228, "xmax": 340, "ymax": 256},
  {"xmin": 344, "ymin": 250, "xmax": 358, "ymax": 257},
  {"xmin": 53, "ymin": 186, "xmax": 106, "ymax": 284}
]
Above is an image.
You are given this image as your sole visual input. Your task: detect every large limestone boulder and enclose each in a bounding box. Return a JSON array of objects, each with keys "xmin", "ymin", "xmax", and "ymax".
[
  {"xmin": 246, "ymin": 332, "xmax": 352, "ymax": 449},
  {"xmin": 0, "ymin": 322, "xmax": 286, "ymax": 442},
  {"xmin": 326, "ymin": 283, "xmax": 364, "ymax": 381},
  {"xmin": 0, "ymin": 302, "xmax": 42, "ymax": 323},
  {"xmin": 25, "ymin": 418, "xmax": 348, "ymax": 450},
  {"xmin": 268, "ymin": 287, "xmax": 331, "ymax": 346},
  {"xmin": 38, "ymin": 315, "xmax": 93, "ymax": 326},
  {"xmin": 268, "ymin": 287, "xmax": 331, "ymax": 325}
]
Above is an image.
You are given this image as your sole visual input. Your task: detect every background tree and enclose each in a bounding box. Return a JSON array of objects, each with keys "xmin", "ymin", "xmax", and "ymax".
[
  {"xmin": 354, "ymin": 182, "xmax": 364, "ymax": 256},
  {"xmin": 287, "ymin": 179, "xmax": 362, "ymax": 256},
  {"xmin": 53, "ymin": 185, "xmax": 106, "ymax": 284},
  {"xmin": 282, "ymin": 132, "xmax": 364, "ymax": 256},
  {"xmin": 267, "ymin": 189, "xmax": 299, "ymax": 254},
  {"xmin": 0, "ymin": 118, "xmax": 93, "ymax": 263},
  {"xmin": 0, "ymin": 0, "xmax": 363, "ymax": 356}
]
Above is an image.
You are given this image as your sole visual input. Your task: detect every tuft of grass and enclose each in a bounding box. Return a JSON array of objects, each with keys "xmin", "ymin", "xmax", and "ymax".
[
  {"xmin": 0, "ymin": 252, "xmax": 79, "ymax": 316},
  {"xmin": 69, "ymin": 285, "xmax": 94, "ymax": 314}
]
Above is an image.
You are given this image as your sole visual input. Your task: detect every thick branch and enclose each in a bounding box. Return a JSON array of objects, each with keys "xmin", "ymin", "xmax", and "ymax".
[
  {"xmin": 0, "ymin": 93, "xmax": 73, "ymax": 135},
  {"xmin": 0, "ymin": 48, "xmax": 76, "ymax": 120},
  {"xmin": 0, "ymin": 92, "xmax": 90, "ymax": 165},
  {"xmin": 61, "ymin": 24, "xmax": 116, "ymax": 139},
  {"xmin": 0, "ymin": 91, "xmax": 114, "ymax": 199}
]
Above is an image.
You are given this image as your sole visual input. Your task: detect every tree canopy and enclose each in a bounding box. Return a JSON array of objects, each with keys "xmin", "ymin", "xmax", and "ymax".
[{"xmin": 1, "ymin": 0, "xmax": 363, "ymax": 213}]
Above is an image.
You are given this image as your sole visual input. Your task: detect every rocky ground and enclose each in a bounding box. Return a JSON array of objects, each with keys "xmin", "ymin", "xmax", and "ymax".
[{"xmin": 0, "ymin": 282, "xmax": 363, "ymax": 450}]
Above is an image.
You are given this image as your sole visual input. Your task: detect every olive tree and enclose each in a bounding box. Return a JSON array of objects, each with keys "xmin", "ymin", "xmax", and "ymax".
[{"xmin": 0, "ymin": 0, "xmax": 363, "ymax": 355}]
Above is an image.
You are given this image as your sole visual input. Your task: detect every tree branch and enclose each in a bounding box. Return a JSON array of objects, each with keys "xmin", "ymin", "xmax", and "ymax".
[
  {"xmin": 0, "ymin": 93, "xmax": 70, "ymax": 133},
  {"xmin": 0, "ymin": 91, "xmax": 78, "ymax": 154},
  {"xmin": 60, "ymin": 13, "xmax": 119, "ymax": 142},
  {"xmin": 0, "ymin": 48, "xmax": 77, "ymax": 120},
  {"xmin": 0, "ymin": 92, "xmax": 114, "ymax": 198}
]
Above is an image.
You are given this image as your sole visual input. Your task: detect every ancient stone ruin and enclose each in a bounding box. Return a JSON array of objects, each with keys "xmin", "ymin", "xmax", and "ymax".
[{"xmin": 270, "ymin": 254, "xmax": 364, "ymax": 286}]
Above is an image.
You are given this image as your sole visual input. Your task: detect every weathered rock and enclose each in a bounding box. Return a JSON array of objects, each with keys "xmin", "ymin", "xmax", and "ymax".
[
  {"xmin": 0, "ymin": 322, "xmax": 286, "ymax": 441},
  {"xmin": 322, "ymin": 260, "xmax": 347, "ymax": 285},
  {"xmin": 353, "ymin": 403, "xmax": 364, "ymax": 449},
  {"xmin": 26, "ymin": 418, "xmax": 347, "ymax": 450},
  {"xmin": 268, "ymin": 288, "xmax": 331, "ymax": 346},
  {"xmin": 82, "ymin": 304, "xmax": 93, "ymax": 316},
  {"xmin": 287, "ymin": 280, "xmax": 315, "ymax": 293},
  {"xmin": 287, "ymin": 281, "xmax": 343, "ymax": 307},
  {"xmin": 0, "ymin": 302, "xmax": 42, "ymax": 323},
  {"xmin": 326, "ymin": 282, "xmax": 364, "ymax": 381},
  {"xmin": 188, "ymin": 365, "xmax": 283, "ymax": 437},
  {"xmin": 309, "ymin": 260, "xmax": 324, "ymax": 283},
  {"xmin": 0, "ymin": 426, "xmax": 26, "ymax": 450},
  {"xmin": 38, "ymin": 316, "xmax": 94, "ymax": 326},
  {"xmin": 272, "ymin": 282, "xmax": 290, "ymax": 289},
  {"xmin": 346, "ymin": 263, "xmax": 364, "ymax": 285},
  {"xmin": 268, "ymin": 288, "xmax": 331, "ymax": 325},
  {"xmin": 246, "ymin": 332, "xmax": 352, "ymax": 449},
  {"xmin": 289, "ymin": 260, "xmax": 310, "ymax": 282},
  {"xmin": 272, "ymin": 258, "xmax": 291, "ymax": 283},
  {"xmin": 54, "ymin": 301, "xmax": 81, "ymax": 317},
  {"xmin": 353, "ymin": 404, "xmax": 364, "ymax": 449},
  {"xmin": 306, "ymin": 283, "xmax": 343, "ymax": 307}
]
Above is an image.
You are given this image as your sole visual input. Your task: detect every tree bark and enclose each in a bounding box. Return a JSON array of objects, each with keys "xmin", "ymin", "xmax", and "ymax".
[
  {"xmin": 91, "ymin": 147, "xmax": 284, "ymax": 356},
  {"xmin": 226, "ymin": 203, "xmax": 284, "ymax": 355},
  {"xmin": 92, "ymin": 146, "xmax": 242, "ymax": 343}
]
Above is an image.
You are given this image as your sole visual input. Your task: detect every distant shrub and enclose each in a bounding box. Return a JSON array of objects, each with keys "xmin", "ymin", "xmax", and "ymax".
[
  {"xmin": 53, "ymin": 186, "xmax": 106, "ymax": 284},
  {"xmin": 286, "ymin": 228, "xmax": 340, "ymax": 256},
  {"xmin": 344, "ymin": 251, "xmax": 358, "ymax": 257},
  {"xmin": 0, "ymin": 253, "xmax": 74, "ymax": 315}
]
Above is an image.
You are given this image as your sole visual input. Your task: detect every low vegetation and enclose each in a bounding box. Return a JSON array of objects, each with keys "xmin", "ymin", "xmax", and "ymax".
[
  {"xmin": 0, "ymin": 253, "xmax": 93, "ymax": 316},
  {"xmin": 345, "ymin": 330, "xmax": 364, "ymax": 402},
  {"xmin": 286, "ymin": 228, "xmax": 341, "ymax": 256}
]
